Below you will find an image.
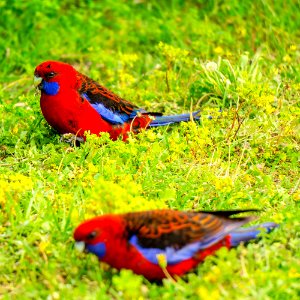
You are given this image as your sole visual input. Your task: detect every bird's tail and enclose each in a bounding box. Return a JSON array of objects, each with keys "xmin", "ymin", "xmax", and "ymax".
[
  {"xmin": 229, "ymin": 222, "xmax": 278, "ymax": 247},
  {"xmin": 148, "ymin": 111, "xmax": 200, "ymax": 127}
]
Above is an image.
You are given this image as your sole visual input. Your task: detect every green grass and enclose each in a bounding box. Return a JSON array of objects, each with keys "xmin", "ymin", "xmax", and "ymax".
[{"xmin": 0, "ymin": 0, "xmax": 300, "ymax": 299}]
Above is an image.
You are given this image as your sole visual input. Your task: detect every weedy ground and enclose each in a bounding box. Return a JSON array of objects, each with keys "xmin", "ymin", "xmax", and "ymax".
[{"xmin": 0, "ymin": 1, "xmax": 299, "ymax": 299}]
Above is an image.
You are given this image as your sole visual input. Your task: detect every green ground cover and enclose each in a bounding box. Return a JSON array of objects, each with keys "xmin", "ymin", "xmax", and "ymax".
[{"xmin": 0, "ymin": 0, "xmax": 299, "ymax": 299}]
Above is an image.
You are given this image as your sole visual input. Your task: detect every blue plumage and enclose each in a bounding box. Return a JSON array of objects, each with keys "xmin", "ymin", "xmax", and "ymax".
[
  {"xmin": 148, "ymin": 111, "xmax": 200, "ymax": 127},
  {"xmin": 229, "ymin": 222, "xmax": 278, "ymax": 247},
  {"xmin": 82, "ymin": 91, "xmax": 200, "ymax": 127},
  {"xmin": 130, "ymin": 235, "xmax": 205, "ymax": 265},
  {"xmin": 82, "ymin": 93, "xmax": 127, "ymax": 124},
  {"xmin": 128, "ymin": 222, "xmax": 278, "ymax": 265},
  {"xmin": 42, "ymin": 81, "xmax": 60, "ymax": 96},
  {"xmin": 90, "ymin": 102, "xmax": 127, "ymax": 124},
  {"xmin": 86, "ymin": 242, "xmax": 106, "ymax": 258}
]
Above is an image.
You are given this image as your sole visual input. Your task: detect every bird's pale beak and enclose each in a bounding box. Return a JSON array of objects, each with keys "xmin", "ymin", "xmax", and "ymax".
[
  {"xmin": 34, "ymin": 76, "xmax": 43, "ymax": 89},
  {"xmin": 74, "ymin": 241, "xmax": 86, "ymax": 252}
]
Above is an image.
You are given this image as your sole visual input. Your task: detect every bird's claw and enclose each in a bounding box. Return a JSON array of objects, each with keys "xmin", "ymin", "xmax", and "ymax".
[{"xmin": 60, "ymin": 133, "xmax": 84, "ymax": 146}]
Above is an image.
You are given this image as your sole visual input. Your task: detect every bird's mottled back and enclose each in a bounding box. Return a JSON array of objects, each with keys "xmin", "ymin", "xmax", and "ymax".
[
  {"xmin": 77, "ymin": 72, "xmax": 138, "ymax": 115},
  {"xmin": 123, "ymin": 209, "xmax": 255, "ymax": 249}
]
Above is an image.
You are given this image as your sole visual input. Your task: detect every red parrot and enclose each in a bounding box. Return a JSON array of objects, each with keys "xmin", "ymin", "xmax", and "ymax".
[
  {"xmin": 34, "ymin": 61, "xmax": 200, "ymax": 141},
  {"xmin": 73, "ymin": 209, "xmax": 277, "ymax": 281}
]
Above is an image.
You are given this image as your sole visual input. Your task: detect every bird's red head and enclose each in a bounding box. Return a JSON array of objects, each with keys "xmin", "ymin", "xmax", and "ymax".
[
  {"xmin": 34, "ymin": 61, "xmax": 79, "ymax": 93},
  {"xmin": 35, "ymin": 60, "xmax": 77, "ymax": 79},
  {"xmin": 34, "ymin": 61, "xmax": 76, "ymax": 81},
  {"xmin": 73, "ymin": 215, "xmax": 126, "ymax": 258}
]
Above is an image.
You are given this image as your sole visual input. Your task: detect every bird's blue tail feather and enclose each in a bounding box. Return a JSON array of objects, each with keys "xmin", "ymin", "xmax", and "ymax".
[
  {"xmin": 229, "ymin": 222, "xmax": 278, "ymax": 247},
  {"xmin": 149, "ymin": 111, "xmax": 200, "ymax": 127}
]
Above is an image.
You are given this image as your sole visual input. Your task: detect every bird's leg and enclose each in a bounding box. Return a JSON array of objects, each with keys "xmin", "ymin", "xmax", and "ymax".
[{"xmin": 60, "ymin": 133, "xmax": 84, "ymax": 147}]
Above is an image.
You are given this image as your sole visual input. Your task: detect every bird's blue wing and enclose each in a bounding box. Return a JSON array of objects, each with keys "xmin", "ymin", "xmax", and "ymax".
[
  {"xmin": 81, "ymin": 92, "xmax": 148, "ymax": 125},
  {"xmin": 129, "ymin": 235, "xmax": 204, "ymax": 265},
  {"xmin": 81, "ymin": 92, "xmax": 129, "ymax": 124},
  {"xmin": 78, "ymin": 72, "xmax": 140, "ymax": 124}
]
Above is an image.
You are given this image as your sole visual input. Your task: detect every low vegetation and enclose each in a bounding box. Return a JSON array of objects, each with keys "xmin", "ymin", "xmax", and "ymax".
[{"xmin": 0, "ymin": 1, "xmax": 299, "ymax": 299}]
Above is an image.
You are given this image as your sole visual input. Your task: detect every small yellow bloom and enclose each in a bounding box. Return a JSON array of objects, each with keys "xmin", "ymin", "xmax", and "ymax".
[
  {"xmin": 237, "ymin": 26, "xmax": 246, "ymax": 37},
  {"xmin": 214, "ymin": 46, "xmax": 224, "ymax": 55},
  {"xmin": 198, "ymin": 286, "xmax": 221, "ymax": 300},
  {"xmin": 288, "ymin": 268, "xmax": 300, "ymax": 279},
  {"xmin": 273, "ymin": 213, "xmax": 284, "ymax": 223},
  {"xmin": 198, "ymin": 187, "xmax": 205, "ymax": 193},
  {"xmin": 265, "ymin": 104, "xmax": 275, "ymax": 114},
  {"xmin": 292, "ymin": 190, "xmax": 300, "ymax": 201},
  {"xmin": 156, "ymin": 253, "xmax": 167, "ymax": 268},
  {"xmin": 88, "ymin": 163, "xmax": 98, "ymax": 173},
  {"xmin": 215, "ymin": 176, "xmax": 233, "ymax": 193},
  {"xmin": 283, "ymin": 55, "xmax": 292, "ymax": 63},
  {"xmin": 39, "ymin": 240, "xmax": 50, "ymax": 253}
]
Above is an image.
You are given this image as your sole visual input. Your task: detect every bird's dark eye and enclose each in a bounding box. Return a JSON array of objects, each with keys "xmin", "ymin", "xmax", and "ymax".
[
  {"xmin": 86, "ymin": 231, "xmax": 97, "ymax": 240},
  {"xmin": 46, "ymin": 72, "xmax": 56, "ymax": 79}
]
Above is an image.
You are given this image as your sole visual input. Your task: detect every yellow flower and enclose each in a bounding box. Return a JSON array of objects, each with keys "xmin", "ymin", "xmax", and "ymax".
[
  {"xmin": 273, "ymin": 213, "xmax": 284, "ymax": 223},
  {"xmin": 118, "ymin": 72, "xmax": 136, "ymax": 86},
  {"xmin": 292, "ymin": 190, "xmax": 300, "ymax": 201},
  {"xmin": 198, "ymin": 187, "xmax": 205, "ymax": 193},
  {"xmin": 283, "ymin": 55, "xmax": 292, "ymax": 63},
  {"xmin": 157, "ymin": 42, "xmax": 189, "ymax": 62},
  {"xmin": 119, "ymin": 53, "xmax": 139, "ymax": 67},
  {"xmin": 198, "ymin": 286, "xmax": 221, "ymax": 300},
  {"xmin": 236, "ymin": 26, "xmax": 246, "ymax": 37},
  {"xmin": 39, "ymin": 240, "xmax": 50, "ymax": 253},
  {"xmin": 214, "ymin": 46, "xmax": 224, "ymax": 55},
  {"xmin": 215, "ymin": 176, "xmax": 233, "ymax": 193},
  {"xmin": 203, "ymin": 265, "xmax": 221, "ymax": 283},
  {"xmin": 156, "ymin": 254, "xmax": 167, "ymax": 268},
  {"xmin": 88, "ymin": 163, "xmax": 98, "ymax": 174},
  {"xmin": 12, "ymin": 125, "xmax": 19, "ymax": 133},
  {"xmin": 288, "ymin": 268, "xmax": 300, "ymax": 279},
  {"xmin": 265, "ymin": 104, "xmax": 275, "ymax": 114}
]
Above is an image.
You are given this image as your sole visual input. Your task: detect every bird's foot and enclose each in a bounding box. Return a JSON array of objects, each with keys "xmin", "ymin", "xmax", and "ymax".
[{"xmin": 60, "ymin": 133, "xmax": 84, "ymax": 146}]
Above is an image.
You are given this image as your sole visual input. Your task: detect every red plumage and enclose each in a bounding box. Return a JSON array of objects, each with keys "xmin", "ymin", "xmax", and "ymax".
[
  {"xmin": 34, "ymin": 61, "xmax": 198, "ymax": 141},
  {"xmin": 73, "ymin": 209, "xmax": 277, "ymax": 281}
]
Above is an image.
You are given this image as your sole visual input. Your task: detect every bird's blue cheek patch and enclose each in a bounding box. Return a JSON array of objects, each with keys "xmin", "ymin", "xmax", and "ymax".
[
  {"xmin": 42, "ymin": 81, "xmax": 60, "ymax": 96},
  {"xmin": 86, "ymin": 242, "xmax": 106, "ymax": 259}
]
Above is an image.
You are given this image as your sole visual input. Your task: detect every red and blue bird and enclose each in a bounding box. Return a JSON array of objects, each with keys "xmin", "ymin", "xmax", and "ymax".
[
  {"xmin": 74, "ymin": 209, "xmax": 277, "ymax": 281},
  {"xmin": 34, "ymin": 61, "xmax": 200, "ymax": 141}
]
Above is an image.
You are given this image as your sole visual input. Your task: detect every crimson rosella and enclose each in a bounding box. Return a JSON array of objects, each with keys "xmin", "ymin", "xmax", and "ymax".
[
  {"xmin": 34, "ymin": 61, "xmax": 200, "ymax": 141},
  {"xmin": 73, "ymin": 209, "xmax": 277, "ymax": 281}
]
